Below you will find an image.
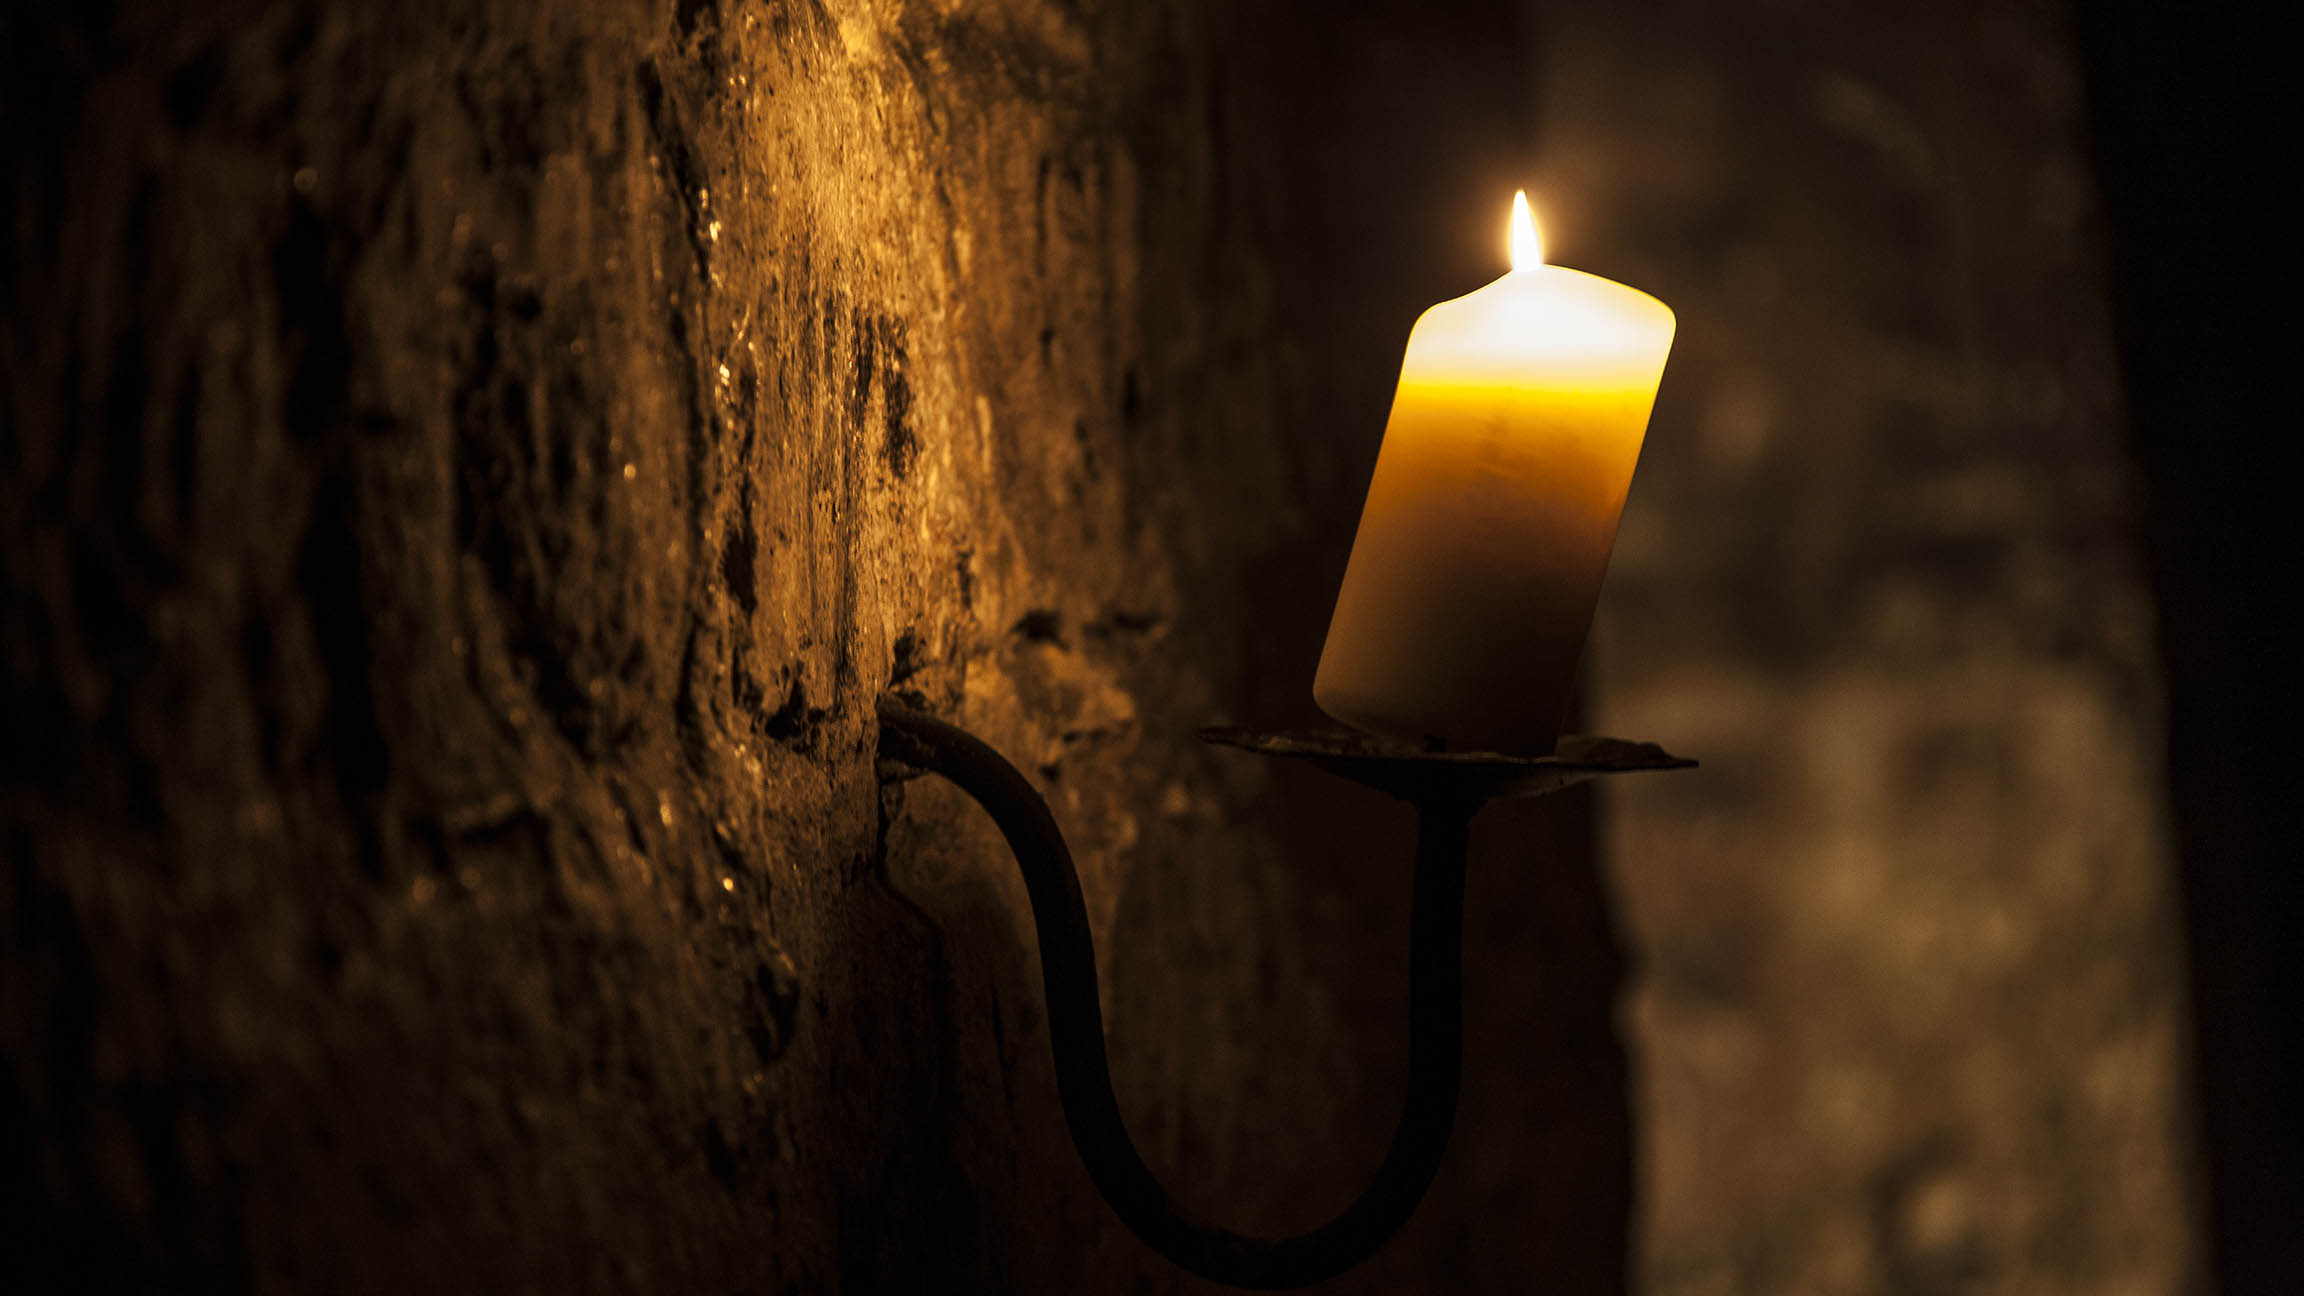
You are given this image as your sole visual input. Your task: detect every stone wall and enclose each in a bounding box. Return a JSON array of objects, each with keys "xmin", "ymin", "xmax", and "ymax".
[{"xmin": 4, "ymin": 1, "xmax": 1633, "ymax": 1292}]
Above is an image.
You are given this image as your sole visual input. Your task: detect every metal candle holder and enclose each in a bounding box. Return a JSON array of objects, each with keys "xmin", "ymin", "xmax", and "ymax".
[{"xmin": 874, "ymin": 698, "xmax": 1693, "ymax": 1289}]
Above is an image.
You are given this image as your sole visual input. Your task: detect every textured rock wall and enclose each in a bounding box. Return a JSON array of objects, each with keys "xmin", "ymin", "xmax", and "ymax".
[
  {"xmin": 4, "ymin": 1, "xmax": 1632, "ymax": 1292},
  {"xmin": 1536, "ymin": 2, "xmax": 2203, "ymax": 1291}
]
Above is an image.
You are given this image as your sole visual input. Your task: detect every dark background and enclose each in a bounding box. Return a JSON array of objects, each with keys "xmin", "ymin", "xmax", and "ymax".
[
  {"xmin": 2075, "ymin": 1, "xmax": 2295, "ymax": 1289},
  {"xmin": 4, "ymin": 0, "xmax": 2291, "ymax": 1291}
]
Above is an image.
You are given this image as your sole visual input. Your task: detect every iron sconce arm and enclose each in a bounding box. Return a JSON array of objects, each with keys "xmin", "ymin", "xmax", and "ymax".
[{"xmin": 873, "ymin": 699, "xmax": 1691, "ymax": 1289}]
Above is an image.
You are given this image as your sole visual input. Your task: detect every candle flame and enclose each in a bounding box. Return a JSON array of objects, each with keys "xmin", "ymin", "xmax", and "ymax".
[{"xmin": 1509, "ymin": 190, "xmax": 1544, "ymax": 272}]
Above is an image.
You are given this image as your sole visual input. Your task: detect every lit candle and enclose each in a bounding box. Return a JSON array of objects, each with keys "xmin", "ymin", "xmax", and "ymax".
[{"xmin": 1314, "ymin": 192, "xmax": 1674, "ymax": 755}]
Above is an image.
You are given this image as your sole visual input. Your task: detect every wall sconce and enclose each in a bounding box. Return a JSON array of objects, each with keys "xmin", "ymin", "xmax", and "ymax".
[
  {"xmin": 871, "ymin": 191, "xmax": 1686, "ymax": 1287},
  {"xmin": 876, "ymin": 699, "xmax": 1693, "ymax": 1289}
]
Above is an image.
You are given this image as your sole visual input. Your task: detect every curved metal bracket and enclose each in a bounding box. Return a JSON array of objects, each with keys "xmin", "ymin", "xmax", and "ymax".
[{"xmin": 873, "ymin": 699, "xmax": 1691, "ymax": 1289}]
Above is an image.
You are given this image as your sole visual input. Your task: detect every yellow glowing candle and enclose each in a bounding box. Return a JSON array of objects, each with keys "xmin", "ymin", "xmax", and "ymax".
[{"xmin": 1314, "ymin": 192, "xmax": 1674, "ymax": 754}]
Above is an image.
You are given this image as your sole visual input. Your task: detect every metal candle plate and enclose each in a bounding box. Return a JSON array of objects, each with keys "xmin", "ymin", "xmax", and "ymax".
[{"xmin": 1198, "ymin": 726, "xmax": 1695, "ymax": 804}]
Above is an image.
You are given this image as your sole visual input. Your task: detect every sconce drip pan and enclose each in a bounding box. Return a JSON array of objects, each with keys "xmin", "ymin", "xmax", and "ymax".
[{"xmin": 1198, "ymin": 726, "xmax": 1694, "ymax": 804}]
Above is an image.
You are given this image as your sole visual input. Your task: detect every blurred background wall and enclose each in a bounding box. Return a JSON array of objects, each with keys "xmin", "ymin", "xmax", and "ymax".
[{"xmin": 1532, "ymin": 1, "xmax": 2203, "ymax": 1290}]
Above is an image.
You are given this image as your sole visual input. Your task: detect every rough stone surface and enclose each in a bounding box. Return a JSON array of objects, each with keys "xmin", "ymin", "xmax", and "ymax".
[
  {"xmin": 1535, "ymin": 2, "xmax": 2203, "ymax": 1291},
  {"xmin": 4, "ymin": 2, "xmax": 1631, "ymax": 1292}
]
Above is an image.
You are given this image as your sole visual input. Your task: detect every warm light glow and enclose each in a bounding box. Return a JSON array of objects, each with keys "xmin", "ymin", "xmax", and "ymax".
[{"xmin": 1509, "ymin": 190, "xmax": 1543, "ymax": 272}]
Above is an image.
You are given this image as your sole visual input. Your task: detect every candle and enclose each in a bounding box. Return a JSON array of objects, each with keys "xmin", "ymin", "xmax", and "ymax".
[{"xmin": 1314, "ymin": 192, "xmax": 1674, "ymax": 755}]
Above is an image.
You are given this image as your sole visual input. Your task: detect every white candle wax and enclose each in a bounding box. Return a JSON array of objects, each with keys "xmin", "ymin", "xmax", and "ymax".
[{"xmin": 1314, "ymin": 193, "xmax": 1674, "ymax": 754}]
